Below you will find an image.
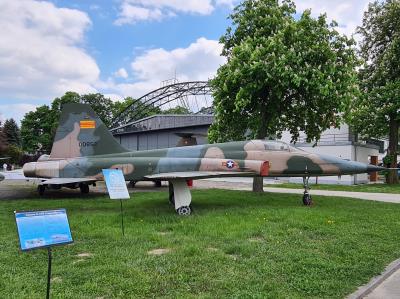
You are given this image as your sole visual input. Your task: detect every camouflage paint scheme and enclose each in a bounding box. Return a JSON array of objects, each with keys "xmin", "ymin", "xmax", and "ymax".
[
  {"xmin": 22, "ymin": 104, "xmax": 383, "ymax": 182},
  {"xmin": 19, "ymin": 104, "xmax": 384, "ymax": 214}
]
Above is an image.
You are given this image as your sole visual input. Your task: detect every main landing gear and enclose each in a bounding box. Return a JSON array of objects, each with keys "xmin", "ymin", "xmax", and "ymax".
[
  {"xmin": 168, "ymin": 180, "xmax": 192, "ymax": 216},
  {"xmin": 37, "ymin": 183, "xmax": 91, "ymax": 196},
  {"xmin": 302, "ymin": 176, "xmax": 313, "ymax": 206},
  {"xmin": 37, "ymin": 185, "xmax": 46, "ymax": 196},
  {"xmin": 79, "ymin": 183, "xmax": 89, "ymax": 194}
]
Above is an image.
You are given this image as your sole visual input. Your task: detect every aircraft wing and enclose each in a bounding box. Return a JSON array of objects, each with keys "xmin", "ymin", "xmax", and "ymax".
[
  {"xmin": 38, "ymin": 177, "xmax": 98, "ymax": 185},
  {"xmin": 0, "ymin": 170, "xmax": 97, "ymax": 185},
  {"xmin": 0, "ymin": 170, "xmax": 41, "ymax": 182},
  {"xmin": 145, "ymin": 171, "xmax": 257, "ymax": 180}
]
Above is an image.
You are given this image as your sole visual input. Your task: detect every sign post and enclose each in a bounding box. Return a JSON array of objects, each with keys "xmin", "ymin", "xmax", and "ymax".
[
  {"xmin": 102, "ymin": 169, "xmax": 130, "ymax": 236},
  {"xmin": 15, "ymin": 209, "xmax": 73, "ymax": 299},
  {"xmin": 47, "ymin": 247, "xmax": 52, "ymax": 299}
]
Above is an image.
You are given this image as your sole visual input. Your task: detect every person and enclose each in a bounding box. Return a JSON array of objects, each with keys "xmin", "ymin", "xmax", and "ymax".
[{"xmin": 3, "ymin": 163, "xmax": 6, "ymax": 172}]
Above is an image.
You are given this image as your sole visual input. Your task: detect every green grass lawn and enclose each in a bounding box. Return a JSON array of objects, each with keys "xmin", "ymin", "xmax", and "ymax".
[
  {"xmin": 1, "ymin": 190, "xmax": 400, "ymax": 298},
  {"xmin": 266, "ymin": 182, "xmax": 400, "ymax": 193}
]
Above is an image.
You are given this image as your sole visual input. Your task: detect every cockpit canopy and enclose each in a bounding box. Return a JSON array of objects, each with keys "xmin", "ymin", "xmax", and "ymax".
[{"xmin": 263, "ymin": 140, "xmax": 300, "ymax": 152}]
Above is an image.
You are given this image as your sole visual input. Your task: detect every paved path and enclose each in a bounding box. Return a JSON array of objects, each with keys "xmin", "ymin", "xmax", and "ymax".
[
  {"xmin": 348, "ymin": 258, "xmax": 400, "ymax": 299},
  {"xmin": 195, "ymin": 179, "xmax": 400, "ymax": 204},
  {"xmin": 365, "ymin": 270, "xmax": 400, "ymax": 299}
]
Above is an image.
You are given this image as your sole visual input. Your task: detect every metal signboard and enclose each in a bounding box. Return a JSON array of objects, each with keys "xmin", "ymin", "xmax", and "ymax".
[
  {"xmin": 15, "ymin": 209, "xmax": 73, "ymax": 251},
  {"xmin": 102, "ymin": 169, "xmax": 130, "ymax": 199}
]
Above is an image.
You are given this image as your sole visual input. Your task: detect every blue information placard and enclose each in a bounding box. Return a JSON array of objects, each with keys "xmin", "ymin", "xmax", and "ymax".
[
  {"xmin": 15, "ymin": 209, "xmax": 73, "ymax": 251},
  {"xmin": 102, "ymin": 169, "xmax": 130, "ymax": 199}
]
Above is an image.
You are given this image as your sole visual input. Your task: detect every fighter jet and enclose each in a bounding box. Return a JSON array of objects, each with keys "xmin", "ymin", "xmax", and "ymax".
[{"xmin": 16, "ymin": 103, "xmax": 383, "ymax": 215}]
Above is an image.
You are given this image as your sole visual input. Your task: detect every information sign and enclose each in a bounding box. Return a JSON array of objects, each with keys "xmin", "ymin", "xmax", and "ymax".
[
  {"xmin": 15, "ymin": 209, "xmax": 73, "ymax": 251},
  {"xmin": 102, "ymin": 169, "xmax": 130, "ymax": 199}
]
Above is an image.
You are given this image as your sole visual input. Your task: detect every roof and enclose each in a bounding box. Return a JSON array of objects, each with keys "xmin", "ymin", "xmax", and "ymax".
[{"xmin": 111, "ymin": 114, "xmax": 214, "ymax": 135}]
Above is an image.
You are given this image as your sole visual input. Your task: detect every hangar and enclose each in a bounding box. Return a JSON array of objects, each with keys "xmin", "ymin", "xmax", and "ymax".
[{"xmin": 112, "ymin": 114, "xmax": 213, "ymax": 150}]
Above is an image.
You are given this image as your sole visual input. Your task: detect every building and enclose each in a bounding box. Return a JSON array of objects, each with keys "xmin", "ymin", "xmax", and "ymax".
[
  {"xmin": 280, "ymin": 124, "xmax": 381, "ymax": 185},
  {"xmin": 112, "ymin": 114, "xmax": 213, "ymax": 150}
]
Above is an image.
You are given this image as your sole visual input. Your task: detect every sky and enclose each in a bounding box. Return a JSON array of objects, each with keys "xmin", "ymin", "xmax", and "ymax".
[{"xmin": 0, "ymin": 0, "xmax": 371, "ymax": 123}]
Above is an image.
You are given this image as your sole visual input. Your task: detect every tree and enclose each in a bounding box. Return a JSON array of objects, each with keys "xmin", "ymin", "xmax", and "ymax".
[
  {"xmin": 210, "ymin": 0, "xmax": 359, "ymax": 191},
  {"xmin": 111, "ymin": 97, "xmax": 163, "ymax": 128},
  {"xmin": 3, "ymin": 118, "xmax": 21, "ymax": 146},
  {"xmin": 347, "ymin": 0, "xmax": 400, "ymax": 184},
  {"xmin": 21, "ymin": 105, "xmax": 55, "ymax": 153},
  {"xmin": 0, "ymin": 121, "xmax": 8, "ymax": 155},
  {"xmin": 5, "ymin": 144, "xmax": 23, "ymax": 165},
  {"xmin": 21, "ymin": 91, "xmax": 117, "ymax": 153},
  {"xmin": 80, "ymin": 93, "xmax": 115, "ymax": 127},
  {"xmin": 162, "ymin": 106, "xmax": 191, "ymax": 115},
  {"xmin": 52, "ymin": 92, "xmax": 115, "ymax": 127}
]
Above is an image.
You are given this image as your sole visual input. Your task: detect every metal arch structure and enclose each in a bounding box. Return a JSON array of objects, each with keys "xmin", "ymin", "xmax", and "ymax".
[{"xmin": 111, "ymin": 81, "xmax": 212, "ymax": 131}]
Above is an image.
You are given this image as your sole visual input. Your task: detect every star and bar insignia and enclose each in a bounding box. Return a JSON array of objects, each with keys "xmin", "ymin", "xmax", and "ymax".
[{"xmin": 222, "ymin": 160, "xmax": 237, "ymax": 169}]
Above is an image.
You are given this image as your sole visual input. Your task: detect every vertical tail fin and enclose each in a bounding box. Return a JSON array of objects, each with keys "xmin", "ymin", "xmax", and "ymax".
[{"xmin": 50, "ymin": 103, "xmax": 128, "ymax": 158}]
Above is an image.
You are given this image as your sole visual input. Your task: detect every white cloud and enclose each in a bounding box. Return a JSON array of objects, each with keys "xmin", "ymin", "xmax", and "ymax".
[
  {"xmin": 294, "ymin": 0, "xmax": 370, "ymax": 37},
  {"xmin": 0, "ymin": 104, "xmax": 37, "ymax": 124},
  {"xmin": 114, "ymin": 68, "xmax": 129, "ymax": 79},
  {"xmin": 114, "ymin": 0, "xmax": 234, "ymax": 25},
  {"xmin": 104, "ymin": 38, "xmax": 225, "ymax": 98},
  {"xmin": 114, "ymin": 3, "xmax": 164, "ymax": 25},
  {"xmin": 0, "ymin": 0, "xmax": 100, "ymax": 101}
]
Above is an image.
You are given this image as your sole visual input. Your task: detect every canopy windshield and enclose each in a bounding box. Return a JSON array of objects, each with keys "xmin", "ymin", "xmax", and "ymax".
[{"xmin": 263, "ymin": 141, "xmax": 301, "ymax": 152}]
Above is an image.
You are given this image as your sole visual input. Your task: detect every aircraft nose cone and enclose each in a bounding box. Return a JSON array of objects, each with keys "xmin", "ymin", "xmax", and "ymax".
[{"xmin": 366, "ymin": 165, "xmax": 386, "ymax": 173}]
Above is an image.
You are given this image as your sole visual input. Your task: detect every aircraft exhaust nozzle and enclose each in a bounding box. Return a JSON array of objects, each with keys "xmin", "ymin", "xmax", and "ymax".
[{"xmin": 23, "ymin": 162, "xmax": 37, "ymax": 177}]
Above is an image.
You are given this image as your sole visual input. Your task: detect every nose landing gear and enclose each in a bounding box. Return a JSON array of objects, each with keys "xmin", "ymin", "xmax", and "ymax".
[{"xmin": 302, "ymin": 176, "xmax": 313, "ymax": 206}]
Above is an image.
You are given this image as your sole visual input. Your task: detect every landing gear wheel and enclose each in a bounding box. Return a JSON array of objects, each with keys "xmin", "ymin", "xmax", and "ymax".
[
  {"xmin": 128, "ymin": 180, "xmax": 136, "ymax": 188},
  {"xmin": 80, "ymin": 184, "xmax": 89, "ymax": 194},
  {"xmin": 37, "ymin": 185, "xmax": 45, "ymax": 196},
  {"xmin": 302, "ymin": 192, "xmax": 313, "ymax": 206},
  {"xmin": 154, "ymin": 181, "xmax": 162, "ymax": 187},
  {"xmin": 176, "ymin": 206, "xmax": 191, "ymax": 216}
]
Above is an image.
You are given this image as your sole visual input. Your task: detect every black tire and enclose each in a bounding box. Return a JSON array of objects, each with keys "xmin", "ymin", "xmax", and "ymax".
[
  {"xmin": 37, "ymin": 185, "xmax": 45, "ymax": 196},
  {"xmin": 128, "ymin": 180, "xmax": 136, "ymax": 188},
  {"xmin": 154, "ymin": 180, "xmax": 162, "ymax": 187},
  {"xmin": 176, "ymin": 206, "xmax": 191, "ymax": 216},
  {"xmin": 302, "ymin": 193, "xmax": 313, "ymax": 206},
  {"xmin": 80, "ymin": 184, "xmax": 89, "ymax": 194}
]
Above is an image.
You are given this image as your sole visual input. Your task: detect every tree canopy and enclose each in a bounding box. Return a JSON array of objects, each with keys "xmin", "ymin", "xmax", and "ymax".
[
  {"xmin": 21, "ymin": 105, "xmax": 55, "ymax": 153},
  {"xmin": 162, "ymin": 106, "xmax": 191, "ymax": 115},
  {"xmin": 209, "ymin": 0, "xmax": 359, "ymax": 192},
  {"xmin": 347, "ymin": 0, "xmax": 400, "ymax": 183},
  {"xmin": 0, "ymin": 122, "xmax": 8, "ymax": 155},
  {"xmin": 2, "ymin": 118, "xmax": 20, "ymax": 146},
  {"xmin": 20, "ymin": 92, "xmax": 131, "ymax": 153},
  {"xmin": 209, "ymin": 0, "xmax": 359, "ymax": 144}
]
